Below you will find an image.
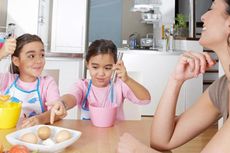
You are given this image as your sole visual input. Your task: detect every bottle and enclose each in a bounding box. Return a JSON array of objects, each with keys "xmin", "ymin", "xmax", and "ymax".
[
  {"xmin": 6, "ymin": 23, "xmax": 16, "ymax": 38},
  {"xmin": 129, "ymin": 33, "xmax": 137, "ymax": 49},
  {"xmin": 161, "ymin": 24, "xmax": 165, "ymax": 39}
]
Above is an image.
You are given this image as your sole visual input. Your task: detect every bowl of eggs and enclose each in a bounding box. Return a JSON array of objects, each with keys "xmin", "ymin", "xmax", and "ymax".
[
  {"xmin": 6, "ymin": 125, "xmax": 81, "ymax": 152},
  {"xmin": 0, "ymin": 95, "xmax": 22, "ymax": 129}
]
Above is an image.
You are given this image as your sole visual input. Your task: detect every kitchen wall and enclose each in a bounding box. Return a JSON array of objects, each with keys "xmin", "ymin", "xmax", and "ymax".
[
  {"xmin": 88, "ymin": 0, "xmax": 152, "ymax": 47},
  {"xmin": 121, "ymin": 0, "xmax": 152, "ymax": 45},
  {"xmin": 88, "ymin": 0, "xmax": 122, "ymax": 46}
]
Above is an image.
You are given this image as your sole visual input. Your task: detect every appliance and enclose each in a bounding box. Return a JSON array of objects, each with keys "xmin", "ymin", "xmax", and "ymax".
[
  {"xmin": 175, "ymin": 0, "xmax": 212, "ymax": 38},
  {"xmin": 140, "ymin": 33, "xmax": 154, "ymax": 49}
]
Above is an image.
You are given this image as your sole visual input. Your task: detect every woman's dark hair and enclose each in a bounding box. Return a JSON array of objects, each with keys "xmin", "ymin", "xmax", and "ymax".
[
  {"xmin": 86, "ymin": 39, "xmax": 117, "ymax": 63},
  {"xmin": 11, "ymin": 33, "xmax": 43, "ymax": 74},
  {"xmin": 225, "ymin": 0, "xmax": 230, "ymax": 46},
  {"xmin": 225, "ymin": 0, "xmax": 230, "ymax": 15}
]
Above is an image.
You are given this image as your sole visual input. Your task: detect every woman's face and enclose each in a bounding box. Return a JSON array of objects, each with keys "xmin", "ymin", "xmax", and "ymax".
[
  {"xmin": 199, "ymin": 0, "xmax": 230, "ymax": 50},
  {"xmin": 13, "ymin": 41, "xmax": 45, "ymax": 82},
  {"xmin": 87, "ymin": 53, "xmax": 115, "ymax": 87}
]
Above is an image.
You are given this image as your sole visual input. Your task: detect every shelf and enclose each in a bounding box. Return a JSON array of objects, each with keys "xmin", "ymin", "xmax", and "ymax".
[
  {"xmin": 131, "ymin": 4, "xmax": 161, "ymax": 12},
  {"xmin": 141, "ymin": 18, "xmax": 161, "ymax": 24}
]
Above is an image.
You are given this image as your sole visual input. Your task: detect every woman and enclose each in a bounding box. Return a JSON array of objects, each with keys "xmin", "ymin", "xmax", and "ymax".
[{"xmin": 118, "ymin": 0, "xmax": 230, "ymax": 152}]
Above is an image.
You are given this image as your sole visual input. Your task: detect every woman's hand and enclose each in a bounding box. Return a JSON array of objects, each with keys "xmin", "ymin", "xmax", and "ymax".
[
  {"xmin": 117, "ymin": 133, "xmax": 163, "ymax": 153},
  {"xmin": 49, "ymin": 100, "xmax": 67, "ymax": 124},
  {"xmin": 113, "ymin": 60, "xmax": 129, "ymax": 82},
  {"xmin": 0, "ymin": 38, "xmax": 16, "ymax": 59},
  {"xmin": 172, "ymin": 51, "xmax": 215, "ymax": 82}
]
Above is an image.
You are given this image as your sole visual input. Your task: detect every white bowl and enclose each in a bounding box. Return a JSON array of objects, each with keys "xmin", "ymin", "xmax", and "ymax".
[{"xmin": 6, "ymin": 125, "xmax": 81, "ymax": 153}]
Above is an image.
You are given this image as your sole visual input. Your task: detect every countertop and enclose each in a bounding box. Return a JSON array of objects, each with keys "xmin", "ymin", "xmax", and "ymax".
[
  {"xmin": 45, "ymin": 52, "xmax": 83, "ymax": 58},
  {"xmin": 0, "ymin": 120, "xmax": 153, "ymax": 153},
  {"xmin": 119, "ymin": 48, "xmax": 184, "ymax": 55}
]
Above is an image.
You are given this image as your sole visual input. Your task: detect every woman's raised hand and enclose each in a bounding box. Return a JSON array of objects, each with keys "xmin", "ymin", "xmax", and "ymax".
[{"xmin": 171, "ymin": 51, "xmax": 215, "ymax": 82}]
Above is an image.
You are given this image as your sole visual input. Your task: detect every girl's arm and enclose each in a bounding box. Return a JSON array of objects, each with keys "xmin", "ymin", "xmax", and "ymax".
[
  {"xmin": 20, "ymin": 94, "xmax": 76, "ymax": 128},
  {"xmin": 150, "ymin": 51, "xmax": 218, "ymax": 150},
  {"xmin": 20, "ymin": 110, "xmax": 58, "ymax": 128},
  {"xmin": 115, "ymin": 60, "xmax": 151, "ymax": 101},
  {"xmin": 49, "ymin": 94, "xmax": 76, "ymax": 124}
]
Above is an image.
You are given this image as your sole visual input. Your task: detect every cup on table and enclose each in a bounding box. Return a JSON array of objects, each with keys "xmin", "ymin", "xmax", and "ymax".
[
  {"xmin": 89, "ymin": 103, "xmax": 117, "ymax": 128},
  {"xmin": 0, "ymin": 101, "xmax": 22, "ymax": 129}
]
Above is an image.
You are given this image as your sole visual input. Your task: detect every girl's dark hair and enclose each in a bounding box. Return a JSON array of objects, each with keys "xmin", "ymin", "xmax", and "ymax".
[
  {"xmin": 86, "ymin": 39, "xmax": 117, "ymax": 63},
  {"xmin": 11, "ymin": 33, "xmax": 43, "ymax": 74}
]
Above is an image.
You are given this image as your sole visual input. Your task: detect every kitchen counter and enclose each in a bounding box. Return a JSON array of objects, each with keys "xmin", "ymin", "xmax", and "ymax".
[
  {"xmin": 119, "ymin": 39, "xmax": 202, "ymax": 56},
  {"xmin": 45, "ymin": 52, "xmax": 83, "ymax": 58},
  {"xmin": 119, "ymin": 48, "xmax": 184, "ymax": 55}
]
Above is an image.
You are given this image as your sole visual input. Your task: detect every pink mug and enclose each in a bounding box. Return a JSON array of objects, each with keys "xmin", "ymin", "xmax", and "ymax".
[{"xmin": 89, "ymin": 103, "xmax": 117, "ymax": 128}]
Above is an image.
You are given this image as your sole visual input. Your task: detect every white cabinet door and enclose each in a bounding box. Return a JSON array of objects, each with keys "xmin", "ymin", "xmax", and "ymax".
[
  {"xmin": 7, "ymin": 0, "xmax": 50, "ymax": 49},
  {"xmin": 50, "ymin": 0, "xmax": 88, "ymax": 53},
  {"xmin": 7, "ymin": 0, "xmax": 39, "ymax": 36},
  {"xmin": 44, "ymin": 57, "xmax": 84, "ymax": 119}
]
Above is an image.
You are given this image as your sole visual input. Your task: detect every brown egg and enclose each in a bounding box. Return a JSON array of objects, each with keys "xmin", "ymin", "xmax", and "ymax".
[
  {"xmin": 37, "ymin": 126, "xmax": 51, "ymax": 140},
  {"xmin": 20, "ymin": 132, "xmax": 38, "ymax": 144},
  {"xmin": 55, "ymin": 130, "xmax": 72, "ymax": 143}
]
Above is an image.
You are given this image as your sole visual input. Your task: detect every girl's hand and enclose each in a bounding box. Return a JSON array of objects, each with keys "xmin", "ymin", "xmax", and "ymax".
[
  {"xmin": 113, "ymin": 60, "xmax": 129, "ymax": 82},
  {"xmin": 20, "ymin": 116, "xmax": 39, "ymax": 128},
  {"xmin": 49, "ymin": 100, "xmax": 67, "ymax": 124},
  {"xmin": 0, "ymin": 38, "xmax": 16, "ymax": 58},
  {"xmin": 172, "ymin": 51, "xmax": 215, "ymax": 82}
]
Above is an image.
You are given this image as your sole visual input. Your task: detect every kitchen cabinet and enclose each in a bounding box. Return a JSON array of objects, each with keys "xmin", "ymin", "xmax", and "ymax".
[
  {"xmin": 44, "ymin": 57, "xmax": 84, "ymax": 119},
  {"xmin": 50, "ymin": 0, "xmax": 88, "ymax": 53},
  {"xmin": 7, "ymin": 0, "xmax": 51, "ymax": 50},
  {"xmin": 7, "ymin": 0, "xmax": 40, "ymax": 35},
  {"xmin": 7, "ymin": 0, "xmax": 88, "ymax": 53}
]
